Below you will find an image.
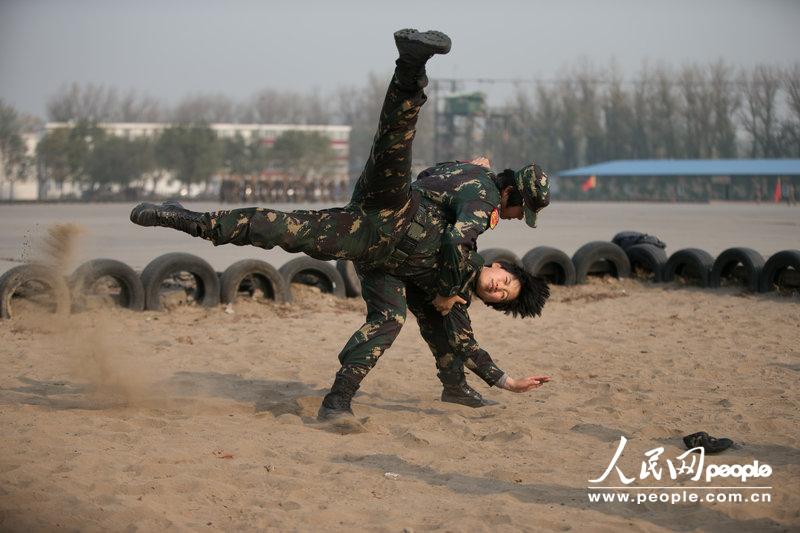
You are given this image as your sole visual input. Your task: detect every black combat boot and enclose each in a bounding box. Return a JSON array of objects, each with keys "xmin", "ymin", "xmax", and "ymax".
[
  {"xmin": 317, "ymin": 365, "xmax": 366, "ymax": 420},
  {"xmin": 439, "ymin": 368, "xmax": 496, "ymax": 408},
  {"xmin": 393, "ymin": 28, "xmax": 451, "ymax": 91},
  {"xmin": 130, "ymin": 200, "xmax": 210, "ymax": 239}
]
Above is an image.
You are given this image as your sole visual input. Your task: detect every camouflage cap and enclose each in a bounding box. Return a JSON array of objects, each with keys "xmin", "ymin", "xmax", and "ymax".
[{"xmin": 514, "ymin": 162, "xmax": 551, "ymax": 228}]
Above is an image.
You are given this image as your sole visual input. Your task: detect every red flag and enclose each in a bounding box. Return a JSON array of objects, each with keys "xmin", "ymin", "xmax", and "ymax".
[
  {"xmin": 581, "ymin": 175, "xmax": 597, "ymax": 192},
  {"xmin": 774, "ymin": 178, "xmax": 782, "ymax": 203}
]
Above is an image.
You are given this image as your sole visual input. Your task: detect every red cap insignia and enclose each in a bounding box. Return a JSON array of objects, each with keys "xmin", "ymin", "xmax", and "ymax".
[{"xmin": 489, "ymin": 208, "xmax": 499, "ymax": 229}]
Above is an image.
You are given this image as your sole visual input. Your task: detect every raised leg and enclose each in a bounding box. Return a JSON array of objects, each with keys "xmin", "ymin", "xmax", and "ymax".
[{"xmin": 349, "ymin": 30, "xmax": 451, "ymax": 213}]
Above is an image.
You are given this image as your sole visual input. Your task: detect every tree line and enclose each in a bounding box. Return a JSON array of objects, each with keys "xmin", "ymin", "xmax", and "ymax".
[{"xmin": 1, "ymin": 61, "xmax": 798, "ymax": 201}]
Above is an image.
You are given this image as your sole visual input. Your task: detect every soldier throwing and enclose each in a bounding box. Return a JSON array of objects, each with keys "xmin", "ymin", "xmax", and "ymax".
[{"xmin": 130, "ymin": 29, "xmax": 552, "ymax": 419}]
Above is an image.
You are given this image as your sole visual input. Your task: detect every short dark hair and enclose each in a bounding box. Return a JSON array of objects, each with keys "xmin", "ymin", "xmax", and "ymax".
[
  {"xmin": 496, "ymin": 169, "xmax": 523, "ymax": 207},
  {"xmin": 484, "ymin": 260, "xmax": 549, "ymax": 318}
]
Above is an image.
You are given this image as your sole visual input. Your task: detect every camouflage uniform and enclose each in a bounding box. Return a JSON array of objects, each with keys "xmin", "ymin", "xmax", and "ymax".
[{"xmin": 200, "ymin": 72, "xmax": 506, "ymax": 387}]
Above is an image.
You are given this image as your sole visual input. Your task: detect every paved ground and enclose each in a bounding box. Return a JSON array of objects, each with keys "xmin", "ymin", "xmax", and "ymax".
[{"xmin": 1, "ymin": 201, "xmax": 798, "ymax": 275}]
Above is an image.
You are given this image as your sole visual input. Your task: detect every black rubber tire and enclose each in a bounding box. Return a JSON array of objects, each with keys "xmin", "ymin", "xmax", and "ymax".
[
  {"xmin": 663, "ymin": 248, "xmax": 715, "ymax": 287},
  {"xmin": 140, "ymin": 252, "xmax": 220, "ymax": 311},
  {"xmin": 69, "ymin": 258, "xmax": 145, "ymax": 311},
  {"xmin": 279, "ymin": 257, "xmax": 346, "ymax": 298},
  {"xmin": 220, "ymin": 259, "xmax": 290, "ymax": 304},
  {"xmin": 0, "ymin": 263, "xmax": 71, "ymax": 319},
  {"xmin": 612, "ymin": 231, "xmax": 644, "ymax": 251},
  {"xmin": 478, "ymin": 247, "xmax": 521, "ymax": 266},
  {"xmin": 521, "ymin": 246, "xmax": 576, "ymax": 286},
  {"xmin": 626, "ymin": 244, "xmax": 668, "ymax": 283},
  {"xmin": 571, "ymin": 241, "xmax": 631, "ymax": 284},
  {"xmin": 710, "ymin": 247, "xmax": 765, "ymax": 291},
  {"xmin": 336, "ymin": 260, "xmax": 362, "ymax": 298},
  {"xmin": 759, "ymin": 249, "xmax": 800, "ymax": 293}
]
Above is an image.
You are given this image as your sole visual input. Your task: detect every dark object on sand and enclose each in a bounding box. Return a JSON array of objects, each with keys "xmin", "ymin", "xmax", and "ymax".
[
  {"xmin": 279, "ymin": 257, "xmax": 346, "ymax": 299},
  {"xmin": 522, "ymin": 246, "xmax": 576, "ymax": 286},
  {"xmin": 70, "ymin": 258, "xmax": 145, "ymax": 311},
  {"xmin": 220, "ymin": 259, "xmax": 290, "ymax": 304},
  {"xmin": 0, "ymin": 263, "xmax": 71, "ymax": 319},
  {"xmin": 709, "ymin": 247, "xmax": 765, "ymax": 291},
  {"xmin": 663, "ymin": 248, "xmax": 715, "ymax": 287},
  {"xmin": 140, "ymin": 252, "xmax": 220, "ymax": 311},
  {"xmin": 572, "ymin": 241, "xmax": 631, "ymax": 284},
  {"xmin": 759, "ymin": 249, "xmax": 800, "ymax": 293},
  {"xmin": 683, "ymin": 431, "xmax": 733, "ymax": 454},
  {"xmin": 626, "ymin": 243, "xmax": 668, "ymax": 282}
]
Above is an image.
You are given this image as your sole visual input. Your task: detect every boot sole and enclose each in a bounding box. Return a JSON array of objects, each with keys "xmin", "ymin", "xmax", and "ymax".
[{"xmin": 394, "ymin": 28, "xmax": 451, "ymax": 55}]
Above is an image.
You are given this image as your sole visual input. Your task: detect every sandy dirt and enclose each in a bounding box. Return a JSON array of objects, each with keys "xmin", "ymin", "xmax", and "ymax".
[{"xmin": 1, "ymin": 273, "xmax": 798, "ymax": 531}]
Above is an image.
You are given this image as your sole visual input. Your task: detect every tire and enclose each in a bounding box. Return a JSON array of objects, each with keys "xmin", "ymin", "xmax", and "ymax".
[
  {"xmin": 69, "ymin": 258, "xmax": 145, "ymax": 311},
  {"xmin": 571, "ymin": 241, "xmax": 631, "ymax": 284},
  {"xmin": 710, "ymin": 247, "xmax": 765, "ymax": 291},
  {"xmin": 140, "ymin": 252, "xmax": 220, "ymax": 311},
  {"xmin": 759, "ymin": 249, "xmax": 800, "ymax": 293},
  {"xmin": 478, "ymin": 247, "xmax": 521, "ymax": 266},
  {"xmin": 279, "ymin": 257, "xmax": 346, "ymax": 298},
  {"xmin": 663, "ymin": 248, "xmax": 715, "ymax": 287},
  {"xmin": 0, "ymin": 263, "xmax": 71, "ymax": 319},
  {"xmin": 626, "ymin": 244, "xmax": 668, "ymax": 282},
  {"xmin": 220, "ymin": 259, "xmax": 290, "ymax": 304},
  {"xmin": 336, "ymin": 260, "xmax": 362, "ymax": 298},
  {"xmin": 521, "ymin": 246, "xmax": 576, "ymax": 286}
]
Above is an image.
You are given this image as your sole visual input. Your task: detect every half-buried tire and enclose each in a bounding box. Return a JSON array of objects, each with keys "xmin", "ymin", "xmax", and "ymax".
[
  {"xmin": 140, "ymin": 252, "xmax": 220, "ymax": 311},
  {"xmin": 626, "ymin": 244, "xmax": 667, "ymax": 282},
  {"xmin": 0, "ymin": 263, "xmax": 71, "ymax": 319},
  {"xmin": 709, "ymin": 247, "xmax": 764, "ymax": 291},
  {"xmin": 69, "ymin": 258, "xmax": 145, "ymax": 311},
  {"xmin": 279, "ymin": 257, "xmax": 346, "ymax": 299},
  {"xmin": 663, "ymin": 248, "xmax": 714, "ymax": 287},
  {"xmin": 478, "ymin": 248, "xmax": 522, "ymax": 266},
  {"xmin": 572, "ymin": 241, "xmax": 631, "ymax": 284},
  {"xmin": 522, "ymin": 246, "xmax": 576, "ymax": 286},
  {"xmin": 220, "ymin": 259, "xmax": 290, "ymax": 304},
  {"xmin": 336, "ymin": 260, "xmax": 362, "ymax": 298},
  {"xmin": 759, "ymin": 249, "xmax": 800, "ymax": 293}
]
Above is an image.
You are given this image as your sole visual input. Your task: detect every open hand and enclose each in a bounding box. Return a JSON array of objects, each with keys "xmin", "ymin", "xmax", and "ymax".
[
  {"xmin": 432, "ymin": 294, "xmax": 467, "ymax": 316},
  {"xmin": 503, "ymin": 375, "xmax": 550, "ymax": 393}
]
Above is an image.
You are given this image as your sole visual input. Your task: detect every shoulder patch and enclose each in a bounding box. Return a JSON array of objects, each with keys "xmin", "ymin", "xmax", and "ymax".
[{"xmin": 489, "ymin": 208, "xmax": 499, "ymax": 229}]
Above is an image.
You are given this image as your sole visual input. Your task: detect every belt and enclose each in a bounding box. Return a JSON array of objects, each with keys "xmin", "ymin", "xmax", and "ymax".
[{"xmin": 383, "ymin": 201, "xmax": 427, "ymax": 270}]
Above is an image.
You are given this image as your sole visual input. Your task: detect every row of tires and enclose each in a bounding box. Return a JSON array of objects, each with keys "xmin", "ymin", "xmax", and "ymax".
[
  {"xmin": 0, "ymin": 254, "xmax": 343, "ymax": 318},
  {"xmin": 1, "ymin": 241, "xmax": 798, "ymax": 318},
  {"xmin": 479, "ymin": 241, "xmax": 800, "ymax": 293}
]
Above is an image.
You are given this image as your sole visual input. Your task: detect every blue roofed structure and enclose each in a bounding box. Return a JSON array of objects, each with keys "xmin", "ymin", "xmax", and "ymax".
[
  {"xmin": 553, "ymin": 159, "xmax": 800, "ymax": 202},
  {"xmin": 557, "ymin": 159, "xmax": 800, "ymax": 177}
]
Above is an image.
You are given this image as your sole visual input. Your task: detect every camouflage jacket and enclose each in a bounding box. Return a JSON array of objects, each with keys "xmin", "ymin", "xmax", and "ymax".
[{"xmin": 411, "ymin": 162, "xmax": 501, "ymax": 298}]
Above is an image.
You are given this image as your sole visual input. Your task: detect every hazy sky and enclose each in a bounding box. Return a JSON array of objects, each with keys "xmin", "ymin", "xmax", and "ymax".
[{"xmin": 1, "ymin": 0, "xmax": 799, "ymax": 118}]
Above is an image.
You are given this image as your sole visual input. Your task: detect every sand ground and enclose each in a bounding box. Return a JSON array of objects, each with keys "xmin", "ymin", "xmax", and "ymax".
[{"xmin": 1, "ymin": 277, "xmax": 798, "ymax": 532}]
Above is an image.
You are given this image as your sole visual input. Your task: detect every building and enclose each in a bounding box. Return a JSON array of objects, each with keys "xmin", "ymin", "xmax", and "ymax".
[
  {"xmin": 555, "ymin": 159, "xmax": 800, "ymax": 202},
  {"xmin": 1, "ymin": 122, "xmax": 351, "ymax": 201},
  {"xmin": 0, "ymin": 133, "xmax": 39, "ymax": 201}
]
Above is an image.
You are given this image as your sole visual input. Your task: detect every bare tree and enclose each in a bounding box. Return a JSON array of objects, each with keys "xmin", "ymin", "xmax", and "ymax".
[
  {"xmin": 708, "ymin": 61, "xmax": 739, "ymax": 157},
  {"xmin": 172, "ymin": 93, "xmax": 236, "ymax": 124},
  {"xmin": 740, "ymin": 65, "xmax": 782, "ymax": 157},
  {"xmin": 781, "ymin": 65, "xmax": 800, "ymax": 156}
]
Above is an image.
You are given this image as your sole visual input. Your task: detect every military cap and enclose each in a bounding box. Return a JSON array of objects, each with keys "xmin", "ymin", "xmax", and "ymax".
[{"xmin": 514, "ymin": 162, "xmax": 551, "ymax": 228}]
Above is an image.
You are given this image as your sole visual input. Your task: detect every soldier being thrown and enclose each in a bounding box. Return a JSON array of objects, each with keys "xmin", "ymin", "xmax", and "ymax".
[{"xmin": 131, "ymin": 28, "xmax": 552, "ymax": 420}]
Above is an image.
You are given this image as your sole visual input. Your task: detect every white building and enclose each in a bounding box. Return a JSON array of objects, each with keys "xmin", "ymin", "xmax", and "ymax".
[{"xmin": 0, "ymin": 122, "xmax": 352, "ymax": 200}]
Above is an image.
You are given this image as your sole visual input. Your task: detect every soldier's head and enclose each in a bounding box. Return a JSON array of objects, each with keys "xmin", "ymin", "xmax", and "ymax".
[
  {"xmin": 475, "ymin": 260, "xmax": 549, "ymax": 318},
  {"xmin": 496, "ymin": 163, "xmax": 551, "ymax": 228}
]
